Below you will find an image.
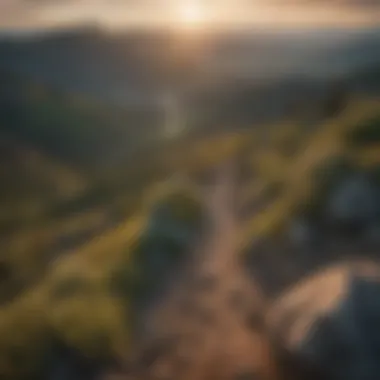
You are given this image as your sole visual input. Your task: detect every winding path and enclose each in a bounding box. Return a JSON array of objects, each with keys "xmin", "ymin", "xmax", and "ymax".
[{"xmin": 132, "ymin": 162, "xmax": 280, "ymax": 380}]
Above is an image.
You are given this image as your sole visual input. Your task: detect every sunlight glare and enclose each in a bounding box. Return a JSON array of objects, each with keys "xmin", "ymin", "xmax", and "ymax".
[{"xmin": 177, "ymin": 1, "xmax": 206, "ymax": 29}]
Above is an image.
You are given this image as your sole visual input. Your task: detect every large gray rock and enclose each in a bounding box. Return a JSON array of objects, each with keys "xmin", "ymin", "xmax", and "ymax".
[{"xmin": 267, "ymin": 261, "xmax": 380, "ymax": 380}]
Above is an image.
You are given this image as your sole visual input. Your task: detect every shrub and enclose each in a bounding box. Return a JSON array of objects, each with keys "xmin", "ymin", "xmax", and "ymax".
[
  {"xmin": 146, "ymin": 179, "xmax": 204, "ymax": 234},
  {"xmin": 109, "ymin": 181, "xmax": 205, "ymax": 325},
  {"xmin": 312, "ymin": 156, "xmax": 355, "ymax": 193},
  {"xmin": 345, "ymin": 116, "xmax": 380, "ymax": 147},
  {"xmin": 303, "ymin": 155, "xmax": 356, "ymax": 220}
]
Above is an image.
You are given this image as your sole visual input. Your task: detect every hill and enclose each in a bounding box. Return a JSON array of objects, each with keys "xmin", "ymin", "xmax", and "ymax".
[
  {"xmin": 1, "ymin": 26, "xmax": 380, "ymax": 133},
  {"xmin": 0, "ymin": 65, "xmax": 251, "ymax": 380},
  {"xmin": 0, "ymin": 28, "xmax": 380, "ymax": 380},
  {"xmin": 0, "ymin": 69, "xmax": 167, "ymax": 170}
]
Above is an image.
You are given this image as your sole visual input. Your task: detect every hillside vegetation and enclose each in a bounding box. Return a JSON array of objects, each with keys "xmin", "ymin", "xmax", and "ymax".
[
  {"xmin": 1, "ymin": 64, "xmax": 380, "ymax": 379},
  {"xmin": 239, "ymin": 97, "xmax": 380, "ymax": 248},
  {"xmin": 0, "ymin": 71, "xmax": 254, "ymax": 379}
]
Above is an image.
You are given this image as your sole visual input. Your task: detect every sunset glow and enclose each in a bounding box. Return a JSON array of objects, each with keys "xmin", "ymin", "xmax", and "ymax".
[
  {"xmin": 177, "ymin": 1, "xmax": 206, "ymax": 29},
  {"xmin": 1, "ymin": 0, "xmax": 380, "ymax": 30}
]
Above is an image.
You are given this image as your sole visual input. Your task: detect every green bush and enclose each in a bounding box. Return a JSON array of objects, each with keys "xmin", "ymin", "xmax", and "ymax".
[
  {"xmin": 146, "ymin": 180, "xmax": 204, "ymax": 233},
  {"xmin": 109, "ymin": 182, "xmax": 204, "ymax": 320},
  {"xmin": 313, "ymin": 156, "xmax": 354, "ymax": 190},
  {"xmin": 302, "ymin": 155, "xmax": 356, "ymax": 219},
  {"xmin": 345, "ymin": 116, "xmax": 380, "ymax": 147}
]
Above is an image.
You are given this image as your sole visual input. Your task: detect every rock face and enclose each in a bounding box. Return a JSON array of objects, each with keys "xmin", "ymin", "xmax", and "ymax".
[{"xmin": 267, "ymin": 261, "xmax": 380, "ymax": 380}]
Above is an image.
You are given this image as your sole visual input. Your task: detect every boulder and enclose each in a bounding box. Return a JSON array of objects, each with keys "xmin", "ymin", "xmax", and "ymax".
[{"xmin": 267, "ymin": 261, "xmax": 380, "ymax": 380}]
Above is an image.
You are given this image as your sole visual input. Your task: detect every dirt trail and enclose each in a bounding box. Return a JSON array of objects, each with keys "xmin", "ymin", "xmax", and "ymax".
[{"xmin": 136, "ymin": 162, "xmax": 280, "ymax": 380}]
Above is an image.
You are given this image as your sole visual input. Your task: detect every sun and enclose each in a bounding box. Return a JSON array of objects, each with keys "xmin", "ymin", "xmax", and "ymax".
[{"xmin": 178, "ymin": 1, "xmax": 206, "ymax": 29}]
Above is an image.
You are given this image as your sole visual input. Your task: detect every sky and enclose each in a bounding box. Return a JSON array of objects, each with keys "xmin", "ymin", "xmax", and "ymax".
[{"xmin": 0, "ymin": 0, "xmax": 379, "ymax": 30}]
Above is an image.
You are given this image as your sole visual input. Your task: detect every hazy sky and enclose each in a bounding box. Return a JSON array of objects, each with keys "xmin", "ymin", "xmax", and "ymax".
[{"xmin": 0, "ymin": 0, "xmax": 379, "ymax": 30}]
